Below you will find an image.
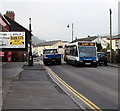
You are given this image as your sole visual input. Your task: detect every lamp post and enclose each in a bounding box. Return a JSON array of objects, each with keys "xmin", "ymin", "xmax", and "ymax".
[
  {"xmin": 67, "ymin": 23, "xmax": 74, "ymax": 42},
  {"xmin": 110, "ymin": 9, "xmax": 112, "ymax": 63},
  {"xmin": 28, "ymin": 18, "xmax": 33, "ymax": 66}
]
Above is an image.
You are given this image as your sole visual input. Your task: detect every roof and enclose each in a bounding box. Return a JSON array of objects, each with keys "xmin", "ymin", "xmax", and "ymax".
[
  {"xmin": 0, "ymin": 13, "xmax": 10, "ymax": 26},
  {"xmin": 4, "ymin": 15, "xmax": 30, "ymax": 33},
  {"xmin": 35, "ymin": 40, "xmax": 67, "ymax": 47},
  {"xmin": 107, "ymin": 34, "xmax": 120, "ymax": 40},
  {"xmin": 0, "ymin": 13, "xmax": 10, "ymax": 31},
  {"xmin": 73, "ymin": 35, "xmax": 120, "ymax": 42},
  {"xmin": 72, "ymin": 36, "xmax": 98, "ymax": 42},
  {"xmin": 112, "ymin": 34, "xmax": 120, "ymax": 39}
]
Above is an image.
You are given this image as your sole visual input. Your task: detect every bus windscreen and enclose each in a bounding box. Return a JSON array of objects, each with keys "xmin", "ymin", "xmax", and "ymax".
[{"xmin": 79, "ymin": 46, "xmax": 96, "ymax": 57}]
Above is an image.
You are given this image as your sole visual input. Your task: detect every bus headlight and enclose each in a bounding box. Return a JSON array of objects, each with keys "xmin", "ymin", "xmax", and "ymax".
[{"xmin": 93, "ymin": 60, "xmax": 96, "ymax": 62}]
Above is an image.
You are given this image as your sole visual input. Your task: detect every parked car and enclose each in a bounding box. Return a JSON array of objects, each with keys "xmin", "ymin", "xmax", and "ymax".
[{"xmin": 97, "ymin": 52, "xmax": 108, "ymax": 66}]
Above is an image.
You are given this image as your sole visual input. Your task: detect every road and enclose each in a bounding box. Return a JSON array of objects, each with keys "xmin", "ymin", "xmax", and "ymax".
[{"xmin": 48, "ymin": 62, "xmax": 118, "ymax": 109}]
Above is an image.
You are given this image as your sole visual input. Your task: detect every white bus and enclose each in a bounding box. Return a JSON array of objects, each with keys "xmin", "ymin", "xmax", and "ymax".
[{"xmin": 64, "ymin": 41, "xmax": 98, "ymax": 67}]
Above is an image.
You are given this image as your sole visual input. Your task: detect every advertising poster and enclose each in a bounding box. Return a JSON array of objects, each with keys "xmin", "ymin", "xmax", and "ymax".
[{"xmin": 0, "ymin": 32, "xmax": 25, "ymax": 48}]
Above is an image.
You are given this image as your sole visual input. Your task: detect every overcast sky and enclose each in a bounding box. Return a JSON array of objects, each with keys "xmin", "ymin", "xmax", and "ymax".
[{"xmin": 1, "ymin": 0, "xmax": 119, "ymax": 41}]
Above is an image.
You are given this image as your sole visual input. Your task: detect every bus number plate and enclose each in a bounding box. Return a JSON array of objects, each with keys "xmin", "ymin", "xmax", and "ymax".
[{"xmin": 85, "ymin": 63, "xmax": 91, "ymax": 65}]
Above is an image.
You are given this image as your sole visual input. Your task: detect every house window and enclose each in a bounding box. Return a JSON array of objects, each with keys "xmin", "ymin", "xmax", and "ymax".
[
  {"xmin": 116, "ymin": 40, "xmax": 119, "ymax": 47},
  {"xmin": 58, "ymin": 46, "xmax": 63, "ymax": 48}
]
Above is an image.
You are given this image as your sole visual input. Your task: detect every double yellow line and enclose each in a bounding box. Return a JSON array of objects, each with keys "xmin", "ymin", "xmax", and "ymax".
[{"xmin": 46, "ymin": 66, "xmax": 102, "ymax": 111}]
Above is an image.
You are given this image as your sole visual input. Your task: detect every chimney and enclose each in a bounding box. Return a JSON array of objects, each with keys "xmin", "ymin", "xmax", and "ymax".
[{"xmin": 5, "ymin": 11, "xmax": 15, "ymax": 21}]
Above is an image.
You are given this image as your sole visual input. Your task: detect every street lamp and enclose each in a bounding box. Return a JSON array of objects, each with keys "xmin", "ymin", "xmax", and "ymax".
[
  {"xmin": 28, "ymin": 18, "xmax": 33, "ymax": 66},
  {"xmin": 67, "ymin": 23, "xmax": 74, "ymax": 42}
]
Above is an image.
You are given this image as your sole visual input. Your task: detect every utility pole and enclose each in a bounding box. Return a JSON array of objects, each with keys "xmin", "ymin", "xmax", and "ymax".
[
  {"xmin": 67, "ymin": 23, "xmax": 74, "ymax": 42},
  {"xmin": 28, "ymin": 18, "xmax": 33, "ymax": 66},
  {"xmin": 110, "ymin": 9, "xmax": 112, "ymax": 63},
  {"xmin": 72, "ymin": 23, "xmax": 73, "ymax": 42}
]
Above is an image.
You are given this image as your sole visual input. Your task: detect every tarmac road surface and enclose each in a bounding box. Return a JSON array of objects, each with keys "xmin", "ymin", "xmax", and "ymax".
[{"xmin": 48, "ymin": 62, "xmax": 118, "ymax": 110}]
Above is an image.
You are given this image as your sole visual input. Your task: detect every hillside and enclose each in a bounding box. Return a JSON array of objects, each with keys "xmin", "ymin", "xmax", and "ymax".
[{"xmin": 32, "ymin": 35, "xmax": 45, "ymax": 45}]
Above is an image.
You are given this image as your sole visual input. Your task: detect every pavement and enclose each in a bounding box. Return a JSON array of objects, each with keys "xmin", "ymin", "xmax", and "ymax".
[
  {"xmin": 2, "ymin": 60, "xmax": 79, "ymax": 110},
  {"xmin": 0, "ymin": 62, "xmax": 2, "ymax": 111},
  {"xmin": 108, "ymin": 63, "xmax": 119, "ymax": 68},
  {"xmin": 2, "ymin": 62, "xmax": 24, "ymax": 103},
  {"xmin": 1, "ymin": 62, "xmax": 24, "ymax": 111}
]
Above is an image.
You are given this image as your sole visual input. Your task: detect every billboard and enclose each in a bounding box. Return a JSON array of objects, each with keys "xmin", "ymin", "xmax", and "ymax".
[{"xmin": 0, "ymin": 32, "xmax": 25, "ymax": 48}]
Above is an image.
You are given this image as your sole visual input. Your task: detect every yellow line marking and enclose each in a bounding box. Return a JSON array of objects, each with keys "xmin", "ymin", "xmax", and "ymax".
[
  {"xmin": 46, "ymin": 67, "xmax": 96, "ymax": 110},
  {"xmin": 46, "ymin": 66, "xmax": 102, "ymax": 111}
]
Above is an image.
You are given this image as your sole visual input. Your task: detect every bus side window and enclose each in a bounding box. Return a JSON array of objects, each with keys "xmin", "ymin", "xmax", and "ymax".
[
  {"xmin": 71, "ymin": 46, "xmax": 78, "ymax": 57},
  {"xmin": 74, "ymin": 46, "xmax": 78, "ymax": 56},
  {"xmin": 71, "ymin": 46, "xmax": 75, "ymax": 56},
  {"xmin": 75, "ymin": 47, "xmax": 78, "ymax": 56}
]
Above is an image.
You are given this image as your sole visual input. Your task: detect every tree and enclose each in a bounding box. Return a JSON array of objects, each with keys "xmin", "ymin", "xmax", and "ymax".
[{"xmin": 105, "ymin": 43, "xmax": 110, "ymax": 50}]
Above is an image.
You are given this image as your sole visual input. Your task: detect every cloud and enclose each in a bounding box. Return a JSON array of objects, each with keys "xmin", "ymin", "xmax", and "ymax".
[{"xmin": 1, "ymin": 0, "xmax": 118, "ymax": 41}]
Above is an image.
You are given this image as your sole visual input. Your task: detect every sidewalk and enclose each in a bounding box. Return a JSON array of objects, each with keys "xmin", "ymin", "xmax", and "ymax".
[
  {"xmin": 2, "ymin": 62, "xmax": 24, "ymax": 103},
  {"xmin": 1, "ymin": 62, "xmax": 25, "ymax": 111},
  {"xmin": 108, "ymin": 63, "xmax": 119, "ymax": 68},
  {"xmin": 2, "ymin": 61, "xmax": 79, "ymax": 109}
]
